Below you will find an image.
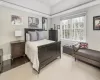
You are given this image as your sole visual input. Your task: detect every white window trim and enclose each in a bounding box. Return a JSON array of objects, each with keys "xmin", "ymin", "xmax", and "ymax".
[{"xmin": 60, "ymin": 15, "xmax": 87, "ymax": 42}]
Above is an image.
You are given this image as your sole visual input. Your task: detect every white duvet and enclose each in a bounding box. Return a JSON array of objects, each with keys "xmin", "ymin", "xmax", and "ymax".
[{"xmin": 25, "ymin": 39, "xmax": 55, "ymax": 71}]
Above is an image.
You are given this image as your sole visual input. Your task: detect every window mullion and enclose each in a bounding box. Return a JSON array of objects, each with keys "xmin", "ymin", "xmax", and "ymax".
[{"xmin": 61, "ymin": 16, "xmax": 86, "ymax": 42}]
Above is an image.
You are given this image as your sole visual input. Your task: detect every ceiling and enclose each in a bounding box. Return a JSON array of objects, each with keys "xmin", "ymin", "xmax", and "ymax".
[
  {"xmin": 0, "ymin": 0, "xmax": 97, "ymax": 17},
  {"xmin": 37, "ymin": 0, "xmax": 65, "ymax": 6},
  {"xmin": 51, "ymin": 0, "xmax": 96, "ymax": 14},
  {"xmin": 37, "ymin": 0, "xmax": 95, "ymax": 7}
]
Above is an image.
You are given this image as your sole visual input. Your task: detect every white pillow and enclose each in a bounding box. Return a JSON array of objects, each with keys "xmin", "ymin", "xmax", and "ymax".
[
  {"xmin": 37, "ymin": 31, "xmax": 46, "ymax": 40},
  {"xmin": 26, "ymin": 33, "xmax": 30, "ymax": 41},
  {"xmin": 28, "ymin": 31, "xmax": 38, "ymax": 41}
]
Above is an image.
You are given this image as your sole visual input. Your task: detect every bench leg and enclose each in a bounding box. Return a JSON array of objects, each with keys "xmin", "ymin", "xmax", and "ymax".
[
  {"xmin": 38, "ymin": 68, "xmax": 40, "ymax": 74},
  {"xmin": 75, "ymin": 58, "xmax": 77, "ymax": 61},
  {"xmin": 38, "ymin": 71, "xmax": 40, "ymax": 74}
]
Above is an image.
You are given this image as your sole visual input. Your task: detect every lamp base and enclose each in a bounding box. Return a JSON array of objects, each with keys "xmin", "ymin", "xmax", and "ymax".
[{"xmin": 16, "ymin": 37, "xmax": 22, "ymax": 42}]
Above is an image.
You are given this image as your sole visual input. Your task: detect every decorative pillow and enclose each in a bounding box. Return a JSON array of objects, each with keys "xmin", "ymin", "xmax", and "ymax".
[
  {"xmin": 26, "ymin": 33, "xmax": 30, "ymax": 41},
  {"xmin": 80, "ymin": 42, "xmax": 88, "ymax": 49},
  {"xmin": 28, "ymin": 31, "xmax": 37, "ymax": 41},
  {"xmin": 37, "ymin": 31, "xmax": 46, "ymax": 40},
  {"xmin": 74, "ymin": 42, "xmax": 80, "ymax": 48}
]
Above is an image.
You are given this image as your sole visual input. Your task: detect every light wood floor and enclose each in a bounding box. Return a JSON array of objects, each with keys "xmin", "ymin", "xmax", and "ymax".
[{"xmin": 0, "ymin": 53, "xmax": 100, "ymax": 80}]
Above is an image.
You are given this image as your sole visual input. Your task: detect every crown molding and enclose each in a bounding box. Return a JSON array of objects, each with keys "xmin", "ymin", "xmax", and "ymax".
[
  {"xmin": 0, "ymin": 0, "xmax": 100, "ymax": 18},
  {"xmin": 0, "ymin": 0, "xmax": 50, "ymax": 17},
  {"xmin": 51, "ymin": 0, "xmax": 100, "ymax": 18},
  {"xmin": 51, "ymin": 0, "xmax": 95, "ymax": 15}
]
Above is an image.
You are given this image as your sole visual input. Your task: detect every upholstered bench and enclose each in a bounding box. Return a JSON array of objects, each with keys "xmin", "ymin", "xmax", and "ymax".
[{"xmin": 75, "ymin": 48, "xmax": 100, "ymax": 68}]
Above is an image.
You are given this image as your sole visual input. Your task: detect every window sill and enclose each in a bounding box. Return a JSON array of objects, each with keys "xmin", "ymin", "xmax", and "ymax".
[{"xmin": 61, "ymin": 38, "xmax": 86, "ymax": 42}]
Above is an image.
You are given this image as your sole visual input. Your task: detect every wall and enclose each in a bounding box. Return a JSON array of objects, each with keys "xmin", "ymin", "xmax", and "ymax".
[
  {"xmin": 51, "ymin": 4, "xmax": 100, "ymax": 51},
  {"xmin": 86, "ymin": 4, "xmax": 100, "ymax": 51},
  {"xmin": 0, "ymin": 6, "xmax": 49, "ymax": 61},
  {"xmin": 51, "ymin": 17, "xmax": 60, "ymax": 29}
]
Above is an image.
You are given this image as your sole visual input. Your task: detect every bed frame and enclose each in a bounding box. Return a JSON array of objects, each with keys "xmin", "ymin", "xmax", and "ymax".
[{"xmin": 24, "ymin": 28, "xmax": 61, "ymax": 73}]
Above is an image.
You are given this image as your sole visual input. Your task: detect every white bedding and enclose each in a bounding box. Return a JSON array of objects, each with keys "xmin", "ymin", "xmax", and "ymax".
[{"xmin": 25, "ymin": 39, "xmax": 55, "ymax": 71}]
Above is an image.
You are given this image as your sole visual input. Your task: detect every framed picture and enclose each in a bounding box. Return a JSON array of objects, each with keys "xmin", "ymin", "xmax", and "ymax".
[
  {"xmin": 11, "ymin": 15, "xmax": 23, "ymax": 25},
  {"xmin": 54, "ymin": 24, "xmax": 56, "ymax": 30},
  {"xmin": 28, "ymin": 17, "xmax": 39, "ymax": 28},
  {"xmin": 42, "ymin": 17, "xmax": 48, "ymax": 30},
  {"xmin": 57, "ymin": 25, "xmax": 60, "ymax": 29},
  {"xmin": 93, "ymin": 16, "xmax": 100, "ymax": 30}
]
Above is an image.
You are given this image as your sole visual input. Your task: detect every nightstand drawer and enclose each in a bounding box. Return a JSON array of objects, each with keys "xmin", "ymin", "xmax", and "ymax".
[
  {"xmin": 11, "ymin": 41, "xmax": 25, "ymax": 59},
  {"xmin": 0, "ymin": 64, "xmax": 2, "ymax": 72},
  {"xmin": 0, "ymin": 49, "xmax": 3, "ymax": 73},
  {"xmin": 0, "ymin": 56, "xmax": 1, "ymax": 63}
]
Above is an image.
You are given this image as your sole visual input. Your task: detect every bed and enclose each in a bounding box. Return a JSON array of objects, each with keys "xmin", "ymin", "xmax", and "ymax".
[{"xmin": 24, "ymin": 28, "xmax": 61, "ymax": 73}]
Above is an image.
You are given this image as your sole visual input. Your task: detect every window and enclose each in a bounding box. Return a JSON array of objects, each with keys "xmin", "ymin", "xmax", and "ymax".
[{"xmin": 61, "ymin": 16, "xmax": 86, "ymax": 42}]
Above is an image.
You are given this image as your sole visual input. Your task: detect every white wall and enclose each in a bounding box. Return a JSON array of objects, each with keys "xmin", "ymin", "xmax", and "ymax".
[
  {"xmin": 86, "ymin": 4, "xmax": 100, "ymax": 51},
  {"xmin": 51, "ymin": 4, "xmax": 100, "ymax": 51},
  {"xmin": 51, "ymin": 17, "xmax": 60, "ymax": 28},
  {"xmin": 2, "ymin": 0, "xmax": 50, "ymax": 14},
  {"xmin": 0, "ymin": 6, "xmax": 49, "ymax": 61}
]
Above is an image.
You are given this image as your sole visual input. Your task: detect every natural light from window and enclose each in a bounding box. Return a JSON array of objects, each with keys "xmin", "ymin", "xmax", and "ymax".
[{"xmin": 61, "ymin": 16, "xmax": 86, "ymax": 42}]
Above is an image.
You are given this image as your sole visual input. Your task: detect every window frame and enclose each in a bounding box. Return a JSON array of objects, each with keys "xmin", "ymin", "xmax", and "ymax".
[{"xmin": 60, "ymin": 16, "xmax": 86, "ymax": 42}]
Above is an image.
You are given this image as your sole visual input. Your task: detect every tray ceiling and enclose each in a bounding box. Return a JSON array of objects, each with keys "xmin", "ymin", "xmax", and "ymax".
[
  {"xmin": 37, "ymin": 0, "xmax": 95, "ymax": 7},
  {"xmin": 37, "ymin": 0, "xmax": 63, "ymax": 6}
]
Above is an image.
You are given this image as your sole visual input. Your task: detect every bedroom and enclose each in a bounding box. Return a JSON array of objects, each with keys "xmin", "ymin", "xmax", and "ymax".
[{"xmin": 0, "ymin": 0, "xmax": 100, "ymax": 80}]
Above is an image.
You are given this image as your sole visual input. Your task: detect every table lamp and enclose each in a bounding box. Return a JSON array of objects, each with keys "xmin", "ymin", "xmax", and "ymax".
[{"xmin": 15, "ymin": 30, "xmax": 22, "ymax": 41}]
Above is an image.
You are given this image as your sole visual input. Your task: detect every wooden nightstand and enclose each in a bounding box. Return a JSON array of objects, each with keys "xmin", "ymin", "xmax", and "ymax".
[
  {"xmin": 0, "ymin": 49, "xmax": 3, "ymax": 73},
  {"xmin": 11, "ymin": 41, "xmax": 25, "ymax": 60}
]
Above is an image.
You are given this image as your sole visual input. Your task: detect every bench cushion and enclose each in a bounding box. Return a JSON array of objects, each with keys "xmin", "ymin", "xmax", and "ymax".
[{"xmin": 76, "ymin": 49, "xmax": 100, "ymax": 62}]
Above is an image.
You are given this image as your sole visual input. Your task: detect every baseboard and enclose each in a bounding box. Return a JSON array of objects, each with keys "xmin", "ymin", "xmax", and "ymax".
[{"xmin": 3, "ymin": 54, "xmax": 11, "ymax": 61}]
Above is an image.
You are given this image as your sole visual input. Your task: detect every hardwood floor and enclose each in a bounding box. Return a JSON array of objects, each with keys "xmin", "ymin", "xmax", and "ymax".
[{"xmin": 1, "ymin": 56, "xmax": 29, "ymax": 73}]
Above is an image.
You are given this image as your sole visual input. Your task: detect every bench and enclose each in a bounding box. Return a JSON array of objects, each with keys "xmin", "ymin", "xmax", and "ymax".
[{"xmin": 75, "ymin": 48, "xmax": 100, "ymax": 68}]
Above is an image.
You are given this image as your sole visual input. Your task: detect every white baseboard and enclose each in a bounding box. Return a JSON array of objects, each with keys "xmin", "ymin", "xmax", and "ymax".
[{"xmin": 3, "ymin": 54, "xmax": 11, "ymax": 61}]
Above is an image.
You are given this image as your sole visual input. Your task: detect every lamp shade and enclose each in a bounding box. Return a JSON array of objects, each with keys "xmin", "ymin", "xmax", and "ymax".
[{"xmin": 15, "ymin": 30, "xmax": 22, "ymax": 37}]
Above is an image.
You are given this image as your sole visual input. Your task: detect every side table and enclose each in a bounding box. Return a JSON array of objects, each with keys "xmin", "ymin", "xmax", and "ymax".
[{"xmin": 0, "ymin": 49, "xmax": 3, "ymax": 73}]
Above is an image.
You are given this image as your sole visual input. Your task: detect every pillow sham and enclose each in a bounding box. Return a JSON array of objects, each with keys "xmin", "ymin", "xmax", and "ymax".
[
  {"xmin": 28, "ymin": 31, "xmax": 38, "ymax": 41},
  {"xmin": 37, "ymin": 31, "xmax": 46, "ymax": 40}
]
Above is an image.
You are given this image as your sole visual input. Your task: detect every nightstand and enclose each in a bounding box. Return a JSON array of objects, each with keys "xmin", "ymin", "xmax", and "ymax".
[
  {"xmin": 11, "ymin": 41, "xmax": 25, "ymax": 60},
  {"xmin": 0, "ymin": 49, "xmax": 3, "ymax": 73}
]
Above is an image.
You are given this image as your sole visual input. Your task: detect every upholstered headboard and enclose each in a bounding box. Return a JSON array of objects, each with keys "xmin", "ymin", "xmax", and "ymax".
[{"xmin": 24, "ymin": 28, "xmax": 43, "ymax": 41}]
